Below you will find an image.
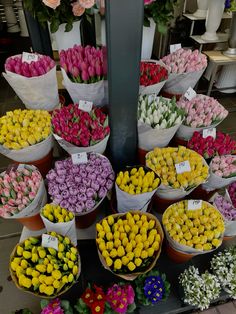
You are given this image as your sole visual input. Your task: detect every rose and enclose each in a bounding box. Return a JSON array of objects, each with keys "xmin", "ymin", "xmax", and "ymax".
[
  {"xmin": 42, "ymin": 0, "xmax": 60, "ymax": 9},
  {"xmin": 71, "ymin": 2, "xmax": 85, "ymax": 16}
]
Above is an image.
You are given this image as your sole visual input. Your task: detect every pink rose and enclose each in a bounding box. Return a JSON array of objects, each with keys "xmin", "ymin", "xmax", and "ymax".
[
  {"xmin": 72, "ymin": 2, "xmax": 85, "ymax": 16},
  {"xmin": 42, "ymin": 0, "xmax": 60, "ymax": 9},
  {"xmin": 79, "ymin": 0, "xmax": 95, "ymax": 9}
]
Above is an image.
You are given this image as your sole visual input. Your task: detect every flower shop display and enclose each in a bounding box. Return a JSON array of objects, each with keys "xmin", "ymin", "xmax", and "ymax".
[
  {"xmin": 0, "ymin": 109, "xmax": 53, "ymax": 162},
  {"xmin": 3, "ymin": 54, "xmax": 59, "ymax": 110},
  {"xmin": 41, "ymin": 299, "xmax": 73, "ymax": 314},
  {"xmin": 202, "ymin": 155, "xmax": 236, "ymax": 191},
  {"xmin": 10, "ymin": 232, "xmax": 81, "ymax": 297},
  {"xmin": 52, "ymin": 104, "xmax": 110, "ymax": 155},
  {"xmin": 0, "ymin": 165, "xmax": 47, "ymax": 230},
  {"xmin": 146, "ymin": 146, "xmax": 209, "ymax": 200},
  {"xmin": 211, "ymin": 247, "xmax": 236, "ymax": 299},
  {"xmin": 228, "ymin": 182, "xmax": 236, "ymax": 207},
  {"xmin": 176, "ymin": 94, "xmax": 228, "ymax": 140},
  {"xmin": 41, "ymin": 204, "xmax": 77, "ymax": 245},
  {"xmin": 96, "ymin": 211, "xmax": 163, "ymax": 280},
  {"xmin": 179, "ymin": 266, "xmax": 221, "ymax": 310},
  {"xmin": 115, "ymin": 166, "xmax": 160, "ymax": 212},
  {"xmin": 138, "ymin": 95, "xmax": 184, "ymax": 150},
  {"xmin": 212, "ymin": 193, "xmax": 236, "ymax": 237},
  {"xmin": 134, "ymin": 269, "xmax": 170, "ymax": 306},
  {"xmin": 161, "ymin": 49, "xmax": 207, "ymax": 95},
  {"xmin": 187, "ymin": 131, "xmax": 236, "ymax": 159},
  {"xmin": 139, "ymin": 61, "xmax": 168, "ymax": 95},
  {"xmin": 47, "ymin": 154, "xmax": 114, "ymax": 227},
  {"xmin": 60, "ymin": 45, "xmax": 106, "ymax": 105}
]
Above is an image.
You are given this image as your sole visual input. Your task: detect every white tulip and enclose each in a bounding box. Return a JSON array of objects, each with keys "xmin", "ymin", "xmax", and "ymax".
[
  {"xmin": 154, "ymin": 115, "xmax": 160, "ymax": 124},
  {"xmin": 145, "ymin": 117, "xmax": 151, "ymax": 125},
  {"xmin": 160, "ymin": 119, "xmax": 167, "ymax": 128},
  {"xmin": 141, "ymin": 101, "xmax": 146, "ymax": 112},
  {"xmin": 154, "ymin": 124, "xmax": 160, "ymax": 130}
]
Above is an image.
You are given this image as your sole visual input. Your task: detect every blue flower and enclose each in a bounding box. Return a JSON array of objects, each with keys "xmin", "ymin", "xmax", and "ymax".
[{"xmin": 143, "ymin": 275, "xmax": 165, "ymax": 304}]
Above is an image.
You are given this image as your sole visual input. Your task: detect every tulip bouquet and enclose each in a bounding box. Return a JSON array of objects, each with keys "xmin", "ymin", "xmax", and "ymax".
[
  {"xmin": 138, "ymin": 95, "xmax": 184, "ymax": 150},
  {"xmin": 115, "ymin": 166, "xmax": 160, "ymax": 212},
  {"xmin": 60, "ymin": 45, "xmax": 106, "ymax": 105},
  {"xmin": 228, "ymin": 182, "xmax": 236, "ymax": 207},
  {"xmin": 52, "ymin": 104, "xmax": 110, "ymax": 154},
  {"xmin": 0, "ymin": 165, "xmax": 46, "ymax": 219},
  {"xmin": 163, "ymin": 200, "xmax": 225, "ymax": 253},
  {"xmin": 187, "ymin": 131, "xmax": 236, "ymax": 159},
  {"xmin": 161, "ymin": 49, "xmax": 207, "ymax": 95},
  {"xmin": 176, "ymin": 94, "xmax": 228, "ymax": 140},
  {"xmin": 96, "ymin": 211, "xmax": 163, "ymax": 280},
  {"xmin": 202, "ymin": 156, "xmax": 236, "ymax": 191},
  {"xmin": 46, "ymin": 154, "xmax": 114, "ymax": 215},
  {"xmin": 146, "ymin": 146, "xmax": 209, "ymax": 200},
  {"xmin": 10, "ymin": 233, "xmax": 80, "ymax": 298},
  {"xmin": 0, "ymin": 109, "xmax": 52, "ymax": 162},
  {"xmin": 3, "ymin": 54, "xmax": 59, "ymax": 110}
]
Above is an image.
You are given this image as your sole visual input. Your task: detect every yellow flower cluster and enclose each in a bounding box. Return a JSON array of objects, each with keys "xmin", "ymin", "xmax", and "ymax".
[
  {"xmin": 10, "ymin": 233, "xmax": 79, "ymax": 296},
  {"xmin": 0, "ymin": 109, "xmax": 51, "ymax": 150},
  {"xmin": 146, "ymin": 146, "xmax": 208, "ymax": 189},
  {"xmin": 162, "ymin": 200, "xmax": 225, "ymax": 251},
  {"xmin": 42, "ymin": 204, "xmax": 74, "ymax": 223},
  {"xmin": 115, "ymin": 167, "xmax": 160, "ymax": 195},
  {"xmin": 96, "ymin": 212, "xmax": 161, "ymax": 273}
]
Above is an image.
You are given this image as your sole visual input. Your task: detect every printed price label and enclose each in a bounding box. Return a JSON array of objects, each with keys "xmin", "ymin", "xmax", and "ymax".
[
  {"xmin": 203, "ymin": 128, "xmax": 216, "ymax": 139},
  {"xmin": 170, "ymin": 43, "xmax": 182, "ymax": 53},
  {"xmin": 79, "ymin": 100, "xmax": 93, "ymax": 112},
  {"xmin": 184, "ymin": 87, "xmax": 197, "ymax": 101},
  {"xmin": 175, "ymin": 160, "xmax": 191, "ymax": 174},
  {"xmin": 188, "ymin": 200, "xmax": 202, "ymax": 210},
  {"xmin": 42, "ymin": 234, "xmax": 58, "ymax": 251},
  {"xmin": 22, "ymin": 52, "xmax": 39, "ymax": 64},
  {"xmin": 72, "ymin": 152, "xmax": 88, "ymax": 164}
]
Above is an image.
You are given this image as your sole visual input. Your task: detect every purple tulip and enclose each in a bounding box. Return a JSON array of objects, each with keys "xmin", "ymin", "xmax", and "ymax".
[
  {"xmin": 69, "ymin": 187, "xmax": 78, "ymax": 196},
  {"xmin": 55, "ymin": 161, "xmax": 64, "ymax": 170},
  {"xmin": 66, "ymin": 181, "xmax": 76, "ymax": 188},
  {"xmin": 88, "ymin": 172, "xmax": 96, "ymax": 181},
  {"xmin": 79, "ymin": 185, "xmax": 87, "ymax": 194},
  {"xmin": 46, "ymin": 170, "xmax": 57, "ymax": 181},
  {"xmin": 75, "ymin": 201, "xmax": 85, "ymax": 213},
  {"xmin": 62, "ymin": 190, "xmax": 70, "ymax": 199},
  {"xmin": 106, "ymin": 179, "xmax": 113, "ymax": 191},
  {"xmin": 86, "ymin": 188, "xmax": 95, "ymax": 199},
  {"xmin": 49, "ymin": 186, "xmax": 59, "ymax": 196},
  {"xmin": 97, "ymin": 176, "xmax": 106, "ymax": 187},
  {"xmin": 91, "ymin": 181, "xmax": 100, "ymax": 192},
  {"xmin": 53, "ymin": 194, "xmax": 63, "ymax": 204},
  {"xmin": 68, "ymin": 196, "xmax": 77, "ymax": 204},
  {"xmin": 98, "ymin": 187, "xmax": 107, "ymax": 199},
  {"xmin": 94, "ymin": 158, "xmax": 102, "ymax": 165},
  {"xmin": 59, "ymin": 183, "xmax": 67, "ymax": 191},
  {"xmin": 82, "ymin": 178, "xmax": 91, "ymax": 187},
  {"xmin": 109, "ymin": 173, "xmax": 115, "ymax": 181},
  {"xmin": 60, "ymin": 200, "xmax": 70, "ymax": 209},
  {"xmin": 71, "ymin": 166, "xmax": 80, "ymax": 174},
  {"xmin": 79, "ymin": 170, "xmax": 87, "ymax": 178},
  {"xmin": 85, "ymin": 165, "xmax": 94, "ymax": 173},
  {"xmin": 95, "ymin": 167, "xmax": 103, "ymax": 175},
  {"xmin": 101, "ymin": 170, "xmax": 109, "ymax": 179},
  {"xmin": 85, "ymin": 199, "xmax": 96, "ymax": 210},
  {"xmin": 89, "ymin": 154, "xmax": 97, "ymax": 161},
  {"xmin": 77, "ymin": 193, "xmax": 87, "ymax": 202},
  {"xmin": 67, "ymin": 205, "xmax": 76, "ymax": 213},
  {"xmin": 56, "ymin": 176, "xmax": 65, "ymax": 184},
  {"xmin": 74, "ymin": 176, "xmax": 82, "ymax": 184},
  {"xmin": 56, "ymin": 168, "xmax": 67, "ymax": 176}
]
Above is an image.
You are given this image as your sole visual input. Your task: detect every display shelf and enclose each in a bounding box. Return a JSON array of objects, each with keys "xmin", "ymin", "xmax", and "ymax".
[
  {"xmin": 183, "ymin": 12, "xmax": 232, "ymax": 21},
  {"xmin": 191, "ymin": 33, "xmax": 229, "ymax": 44}
]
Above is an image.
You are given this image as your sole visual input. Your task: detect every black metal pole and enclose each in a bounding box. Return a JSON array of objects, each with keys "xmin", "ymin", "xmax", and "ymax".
[{"xmin": 106, "ymin": 0, "xmax": 143, "ymax": 170}]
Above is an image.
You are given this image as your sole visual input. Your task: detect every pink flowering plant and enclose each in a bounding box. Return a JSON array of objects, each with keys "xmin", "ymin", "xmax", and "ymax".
[
  {"xmin": 52, "ymin": 104, "xmax": 110, "ymax": 147},
  {"xmin": 228, "ymin": 182, "xmax": 236, "ymax": 208},
  {"xmin": 40, "ymin": 298, "xmax": 73, "ymax": 314},
  {"xmin": 0, "ymin": 165, "xmax": 42, "ymax": 218},
  {"xmin": 60, "ymin": 45, "xmax": 106, "ymax": 84},
  {"xmin": 211, "ymin": 156, "xmax": 236, "ymax": 178},
  {"xmin": 177, "ymin": 95, "xmax": 228, "ymax": 128}
]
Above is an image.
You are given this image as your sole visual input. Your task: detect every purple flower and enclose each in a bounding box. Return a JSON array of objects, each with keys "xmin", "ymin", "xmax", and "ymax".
[
  {"xmin": 85, "ymin": 199, "xmax": 96, "ymax": 210},
  {"xmin": 55, "ymin": 176, "xmax": 65, "ymax": 184},
  {"xmin": 97, "ymin": 176, "xmax": 106, "ymax": 186},
  {"xmin": 75, "ymin": 201, "xmax": 85, "ymax": 213},
  {"xmin": 109, "ymin": 173, "xmax": 115, "ymax": 181},
  {"xmin": 62, "ymin": 190, "xmax": 70, "ymax": 199},
  {"xmin": 49, "ymin": 186, "xmax": 59, "ymax": 196},
  {"xmin": 78, "ymin": 185, "xmax": 87, "ymax": 194},
  {"xmin": 98, "ymin": 186, "xmax": 107, "ymax": 199},
  {"xmin": 55, "ymin": 160, "xmax": 64, "ymax": 170},
  {"xmin": 68, "ymin": 195, "xmax": 77, "ymax": 204},
  {"xmin": 79, "ymin": 164, "xmax": 87, "ymax": 171},
  {"xmin": 94, "ymin": 158, "xmax": 102, "ymax": 165},
  {"xmin": 85, "ymin": 165, "xmax": 94, "ymax": 173},
  {"xmin": 82, "ymin": 178, "xmax": 91, "ymax": 187},
  {"xmin": 143, "ymin": 276, "xmax": 165, "ymax": 304},
  {"xmin": 89, "ymin": 153, "xmax": 96, "ymax": 161},
  {"xmin": 77, "ymin": 193, "xmax": 87, "ymax": 202},
  {"xmin": 91, "ymin": 181, "xmax": 100, "ymax": 191},
  {"xmin": 86, "ymin": 188, "xmax": 95, "ymax": 198},
  {"xmin": 94, "ymin": 167, "xmax": 103, "ymax": 175},
  {"xmin": 88, "ymin": 172, "xmax": 97, "ymax": 180},
  {"xmin": 106, "ymin": 179, "xmax": 113, "ymax": 191},
  {"xmin": 56, "ymin": 168, "xmax": 67, "ymax": 176},
  {"xmin": 60, "ymin": 199, "xmax": 69, "ymax": 209},
  {"xmin": 46, "ymin": 170, "xmax": 57, "ymax": 181},
  {"xmin": 71, "ymin": 166, "xmax": 80, "ymax": 174},
  {"xmin": 69, "ymin": 187, "xmax": 78, "ymax": 196},
  {"xmin": 59, "ymin": 183, "xmax": 67, "ymax": 191},
  {"xmin": 101, "ymin": 158, "xmax": 110, "ymax": 167},
  {"xmin": 53, "ymin": 194, "xmax": 63, "ymax": 204},
  {"xmin": 79, "ymin": 169, "xmax": 87, "ymax": 178},
  {"xmin": 67, "ymin": 205, "xmax": 76, "ymax": 213},
  {"xmin": 66, "ymin": 181, "xmax": 75, "ymax": 188},
  {"xmin": 74, "ymin": 175, "xmax": 82, "ymax": 184},
  {"xmin": 101, "ymin": 170, "xmax": 109, "ymax": 179}
]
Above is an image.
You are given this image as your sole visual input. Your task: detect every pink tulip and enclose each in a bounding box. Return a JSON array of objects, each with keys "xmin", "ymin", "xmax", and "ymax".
[{"xmin": 81, "ymin": 70, "xmax": 89, "ymax": 81}]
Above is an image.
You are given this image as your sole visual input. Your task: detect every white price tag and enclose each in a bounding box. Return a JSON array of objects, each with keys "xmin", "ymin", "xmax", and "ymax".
[
  {"xmin": 188, "ymin": 200, "xmax": 202, "ymax": 210},
  {"xmin": 42, "ymin": 234, "xmax": 58, "ymax": 251},
  {"xmin": 203, "ymin": 128, "xmax": 216, "ymax": 139},
  {"xmin": 175, "ymin": 160, "xmax": 191, "ymax": 174},
  {"xmin": 78, "ymin": 100, "xmax": 93, "ymax": 112},
  {"xmin": 22, "ymin": 52, "xmax": 39, "ymax": 64},
  {"xmin": 170, "ymin": 43, "xmax": 182, "ymax": 53},
  {"xmin": 72, "ymin": 152, "xmax": 88, "ymax": 164},
  {"xmin": 184, "ymin": 87, "xmax": 197, "ymax": 101}
]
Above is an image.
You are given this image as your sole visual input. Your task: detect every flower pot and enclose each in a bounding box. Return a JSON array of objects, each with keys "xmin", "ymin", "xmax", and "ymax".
[
  {"xmin": 141, "ymin": 18, "xmax": 156, "ymax": 59},
  {"xmin": 224, "ymin": 11, "xmax": 236, "ymax": 56},
  {"xmin": 193, "ymin": 0, "xmax": 209, "ymax": 18},
  {"xmin": 16, "ymin": 212, "xmax": 45, "ymax": 231},
  {"xmin": 152, "ymin": 193, "xmax": 185, "ymax": 214},
  {"xmin": 201, "ymin": 0, "xmax": 225, "ymax": 41},
  {"xmin": 54, "ymin": 21, "xmax": 81, "ymax": 51},
  {"xmin": 166, "ymin": 241, "xmax": 197, "ymax": 264},
  {"xmin": 75, "ymin": 206, "xmax": 99, "ymax": 229}
]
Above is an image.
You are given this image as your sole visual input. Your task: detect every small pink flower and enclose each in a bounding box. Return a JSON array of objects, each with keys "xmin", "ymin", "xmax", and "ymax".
[
  {"xmin": 79, "ymin": 0, "xmax": 95, "ymax": 9},
  {"xmin": 72, "ymin": 1, "xmax": 85, "ymax": 16}
]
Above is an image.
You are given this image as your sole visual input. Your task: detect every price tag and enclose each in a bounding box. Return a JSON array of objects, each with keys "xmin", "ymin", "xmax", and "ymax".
[
  {"xmin": 175, "ymin": 160, "xmax": 191, "ymax": 174},
  {"xmin": 184, "ymin": 87, "xmax": 197, "ymax": 101},
  {"xmin": 188, "ymin": 200, "xmax": 202, "ymax": 210},
  {"xmin": 203, "ymin": 128, "xmax": 216, "ymax": 139},
  {"xmin": 72, "ymin": 152, "xmax": 88, "ymax": 164},
  {"xmin": 170, "ymin": 43, "xmax": 182, "ymax": 53},
  {"xmin": 78, "ymin": 100, "xmax": 93, "ymax": 112},
  {"xmin": 42, "ymin": 234, "xmax": 58, "ymax": 251},
  {"xmin": 22, "ymin": 52, "xmax": 39, "ymax": 64}
]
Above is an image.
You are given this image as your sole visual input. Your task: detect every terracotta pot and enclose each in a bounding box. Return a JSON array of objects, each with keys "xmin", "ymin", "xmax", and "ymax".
[
  {"xmin": 189, "ymin": 185, "xmax": 216, "ymax": 201},
  {"xmin": 138, "ymin": 147, "xmax": 149, "ymax": 165},
  {"xmin": 17, "ymin": 212, "xmax": 45, "ymax": 231},
  {"xmin": 160, "ymin": 91, "xmax": 182, "ymax": 101},
  {"xmin": 13, "ymin": 149, "xmax": 53, "ymax": 179},
  {"xmin": 166, "ymin": 241, "xmax": 197, "ymax": 263},
  {"xmin": 75, "ymin": 207, "xmax": 98, "ymax": 229},
  {"xmin": 152, "ymin": 193, "xmax": 185, "ymax": 214}
]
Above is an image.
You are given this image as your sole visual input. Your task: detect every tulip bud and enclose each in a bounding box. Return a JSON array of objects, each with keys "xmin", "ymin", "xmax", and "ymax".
[{"xmin": 81, "ymin": 70, "xmax": 89, "ymax": 82}]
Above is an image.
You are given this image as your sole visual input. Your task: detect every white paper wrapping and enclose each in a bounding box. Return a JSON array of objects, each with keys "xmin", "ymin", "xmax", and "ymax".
[
  {"xmin": 3, "ymin": 65, "xmax": 59, "ymax": 111},
  {"xmin": 163, "ymin": 68, "xmax": 205, "ymax": 95},
  {"xmin": 61, "ymin": 68, "xmax": 105, "ymax": 106},
  {"xmin": 40, "ymin": 212, "xmax": 77, "ymax": 246},
  {"xmin": 0, "ymin": 134, "xmax": 53, "ymax": 162},
  {"xmin": 138, "ymin": 121, "xmax": 181, "ymax": 151},
  {"xmin": 53, "ymin": 133, "xmax": 109, "ymax": 155},
  {"xmin": 115, "ymin": 183, "xmax": 157, "ymax": 213}
]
